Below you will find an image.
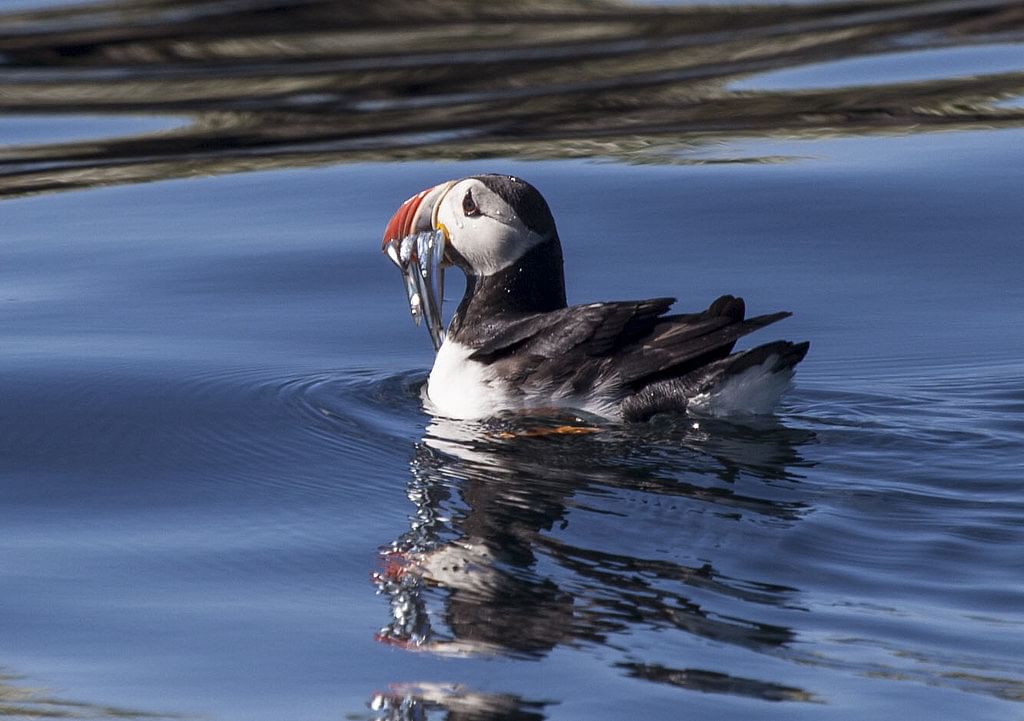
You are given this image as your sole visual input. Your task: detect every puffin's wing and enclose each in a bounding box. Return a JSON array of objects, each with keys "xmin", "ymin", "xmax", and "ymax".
[
  {"xmin": 470, "ymin": 295, "xmax": 792, "ymax": 394},
  {"xmin": 618, "ymin": 309, "xmax": 792, "ymax": 387},
  {"xmin": 468, "ymin": 297, "xmax": 675, "ymax": 363}
]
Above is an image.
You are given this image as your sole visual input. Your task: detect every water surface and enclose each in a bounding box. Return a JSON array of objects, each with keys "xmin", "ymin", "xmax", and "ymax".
[{"xmin": 1, "ymin": 1, "xmax": 1022, "ymax": 720}]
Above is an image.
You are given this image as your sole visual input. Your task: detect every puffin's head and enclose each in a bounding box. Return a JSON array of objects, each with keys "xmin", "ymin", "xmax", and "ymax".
[{"xmin": 382, "ymin": 174, "xmax": 558, "ymax": 277}]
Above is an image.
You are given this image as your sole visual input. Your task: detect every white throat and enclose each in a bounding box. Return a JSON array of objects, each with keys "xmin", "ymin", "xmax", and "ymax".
[{"xmin": 426, "ymin": 339, "xmax": 508, "ymax": 419}]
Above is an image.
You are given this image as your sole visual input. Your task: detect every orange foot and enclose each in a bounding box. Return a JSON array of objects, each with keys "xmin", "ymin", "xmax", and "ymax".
[{"xmin": 492, "ymin": 424, "xmax": 601, "ymax": 440}]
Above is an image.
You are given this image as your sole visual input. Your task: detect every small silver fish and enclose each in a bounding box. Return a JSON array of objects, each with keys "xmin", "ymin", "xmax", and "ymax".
[{"xmin": 384, "ymin": 229, "xmax": 447, "ymax": 351}]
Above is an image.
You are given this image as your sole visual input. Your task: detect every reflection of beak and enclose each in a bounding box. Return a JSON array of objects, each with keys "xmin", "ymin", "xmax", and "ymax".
[{"xmin": 381, "ymin": 180, "xmax": 455, "ymax": 251}]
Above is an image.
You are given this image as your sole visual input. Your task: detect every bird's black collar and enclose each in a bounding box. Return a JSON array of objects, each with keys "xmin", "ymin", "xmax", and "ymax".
[{"xmin": 448, "ymin": 237, "xmax": 567, "ymax": 346}]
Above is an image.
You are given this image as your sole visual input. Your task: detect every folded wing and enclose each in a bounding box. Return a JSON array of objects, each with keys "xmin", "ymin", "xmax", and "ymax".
[{"xmin": 469, "ymin": 294, "xmax": 793, "ymax": 397}]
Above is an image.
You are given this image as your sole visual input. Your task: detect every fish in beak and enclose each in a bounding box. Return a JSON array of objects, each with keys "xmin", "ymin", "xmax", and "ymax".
[{"xmin": 381, "ymin": 181, "xmax": 455, "ymax": 351}]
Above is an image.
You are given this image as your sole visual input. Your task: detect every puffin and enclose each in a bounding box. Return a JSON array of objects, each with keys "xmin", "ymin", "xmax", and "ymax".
[{"xmin": 381, "ymin": 174, "xmax": 808, "ymax": 422}]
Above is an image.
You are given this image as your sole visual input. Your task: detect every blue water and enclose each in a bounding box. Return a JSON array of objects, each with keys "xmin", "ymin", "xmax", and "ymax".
[{"xmin": 2, "ymin": 1, "xmax": 1023, "ymax": 719}]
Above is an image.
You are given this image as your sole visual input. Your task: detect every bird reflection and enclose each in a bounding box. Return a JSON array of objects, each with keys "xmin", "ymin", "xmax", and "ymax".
[
  {"xmin": 371, "ymin": 682, "xmax": 549, "ymax": 721},
  {"xmin": 374, "ymin": 413, "xmax": 815, "ymax": 664}
]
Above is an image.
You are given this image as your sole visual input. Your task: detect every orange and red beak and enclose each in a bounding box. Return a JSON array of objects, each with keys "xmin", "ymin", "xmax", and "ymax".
[
  {"xmin": 381, "ymin": 182, "xmax": 456, "ymax": 352},
  {"xmin": 381, "ymin": 181, "xmax": 455, "ymax": 251}
]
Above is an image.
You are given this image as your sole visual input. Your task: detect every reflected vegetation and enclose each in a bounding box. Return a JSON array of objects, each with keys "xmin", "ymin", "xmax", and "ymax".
[
  {"xmin": 0, "ymin": 669, "xmax": 173, "ymax": 720},
  {"xmin": 1, "ymin": 0, "xmax": 1023, "ymax": 197},
  {"xmin": 373, "ymin": 414, "xmax": 818, "ymax": 705}
]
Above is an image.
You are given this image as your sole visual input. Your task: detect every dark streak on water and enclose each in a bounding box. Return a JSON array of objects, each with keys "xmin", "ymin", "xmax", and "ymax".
[
  {"xmin": 1, "ymin": 0, "xmax": 1023, "ymax": 196},
  {"xmin": 1, "ymin": 1, "xmax": 1023, "ymax": 720}
]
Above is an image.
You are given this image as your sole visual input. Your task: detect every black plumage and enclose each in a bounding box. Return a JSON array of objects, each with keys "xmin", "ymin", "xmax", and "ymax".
[
  {"xmin": 384, "ymin": 173, "xmax": 809, "ymax": 420},
  {"xmin": 451, "ymin": 287, "xmax": 806, "ymax": 421},
  {"xmin": 436, "ymin": 175, "xmax": 808, "ymax": 420}
]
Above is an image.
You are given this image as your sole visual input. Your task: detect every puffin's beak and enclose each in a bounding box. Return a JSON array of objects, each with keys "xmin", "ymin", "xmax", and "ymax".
[
  {"xmin": 381, "ymin": 181, "xmax": 455, "ymax": 251},
  {"xmin": 381, "ymin": 181, "xmax": 456, "ymax": 353}
]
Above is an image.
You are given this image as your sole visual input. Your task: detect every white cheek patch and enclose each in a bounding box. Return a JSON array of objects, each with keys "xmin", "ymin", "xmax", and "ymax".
[
  {"xmin": 457, "ymin": 222, "xmax": 546, "ymax": 276},
  {"xmin": 437, "ymin": 181, "xmax": 547, "ymax": 276},
  {"xmin": 440, "ymin": 203, "xmax": 548, "ymax": 276}
]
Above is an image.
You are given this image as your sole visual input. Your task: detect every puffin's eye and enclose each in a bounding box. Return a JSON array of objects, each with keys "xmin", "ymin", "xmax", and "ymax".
[{"xmin": 462, "ymin": 190, "xmax": 480, "ymax": 217}]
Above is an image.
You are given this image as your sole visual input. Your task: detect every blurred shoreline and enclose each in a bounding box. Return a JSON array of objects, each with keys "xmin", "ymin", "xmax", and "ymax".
[{"xmin": 1, "ymin": 0, "xmax": 1022, "ymax": 197}]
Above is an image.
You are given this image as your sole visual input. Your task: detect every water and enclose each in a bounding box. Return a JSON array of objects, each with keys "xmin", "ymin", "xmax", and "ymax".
[{"xmin": 2, "ymin": 1, "xmax": 1023, "ymax": 719}]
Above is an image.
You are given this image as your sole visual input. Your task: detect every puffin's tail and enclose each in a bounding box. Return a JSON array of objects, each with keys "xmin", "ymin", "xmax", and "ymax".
[
  {"xmin": 621, "ymin": 339, "xmax": 809, "ymax": 421},
  {"xmin": 684, "ymin": 339, "xmax": 809, "ymax": 418},
  {"xmin": 722, "ymin": 339, "xmax": 810, "ymax": 377}
]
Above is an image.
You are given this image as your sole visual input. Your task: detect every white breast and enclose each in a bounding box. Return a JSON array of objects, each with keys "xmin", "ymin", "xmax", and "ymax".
[
  {"xmin": 425, "ymin": 339, "xmax": 515, "ymax": 419},
  {"xmin": 425, "ymin": 338, "xmax": 625, "ymax": 420}
]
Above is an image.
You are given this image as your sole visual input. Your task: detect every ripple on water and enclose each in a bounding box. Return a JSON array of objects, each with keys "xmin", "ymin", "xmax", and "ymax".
[
  {"xmin": 362, "ymin": 357, "xmax": 1024, "ymax": 707},
  {"xmin": 5, "ymin": 349, "xmax": 1022, "ymax": 712},
  {"xmin": 1, "ymin": 362, "xmax": 433, "ymax": 590},
  {"xmin": 136, "ymin": 364, "xmax": 429, "ymax": 495}
]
